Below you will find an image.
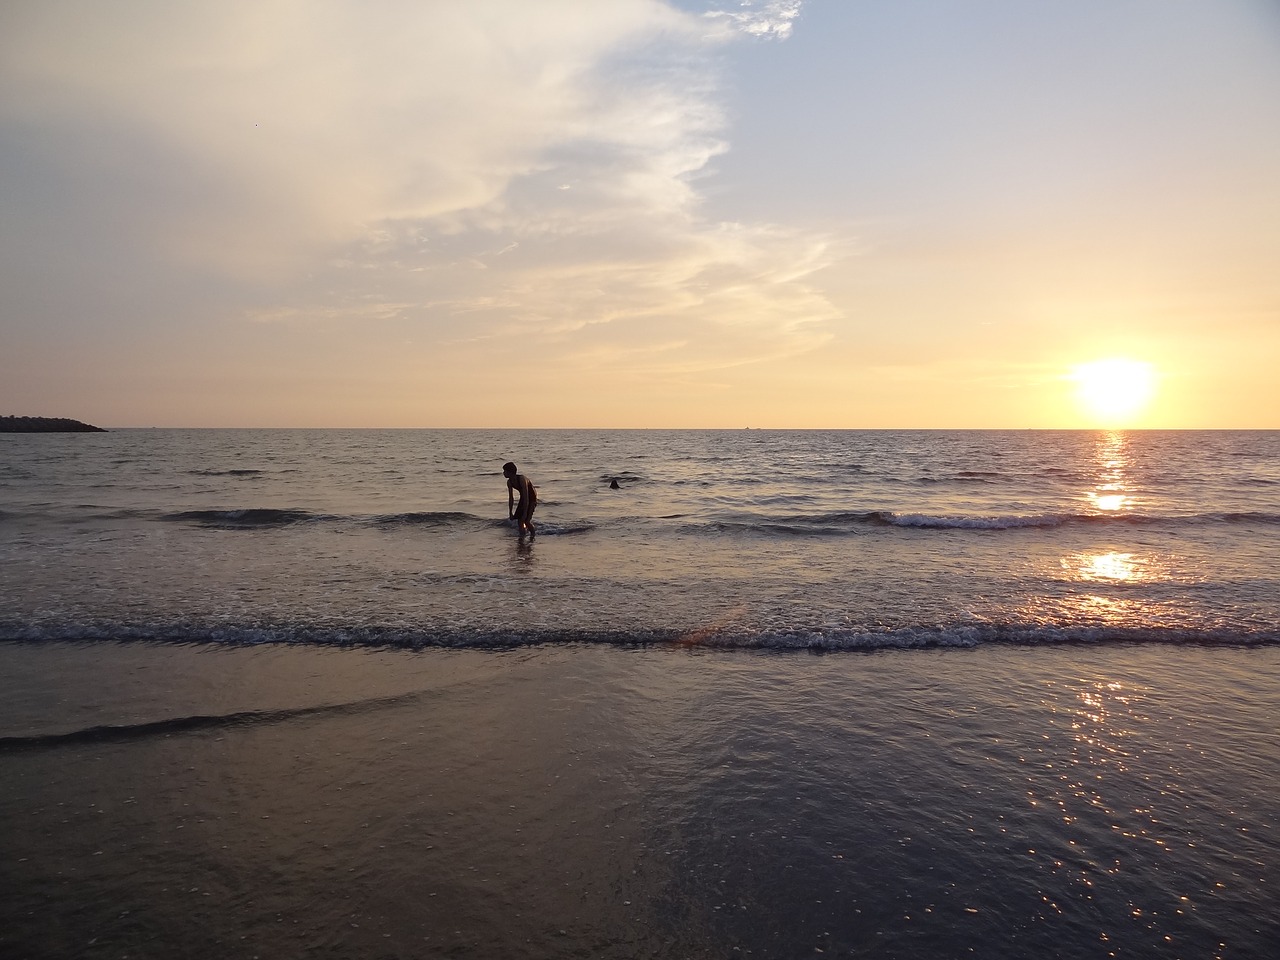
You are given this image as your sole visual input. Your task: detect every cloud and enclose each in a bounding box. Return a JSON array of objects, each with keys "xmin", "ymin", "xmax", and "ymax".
[
  {"xmin": 704, "ymin": 0, "xmax": 804, "ymax": 40},
  {"xmin": 1, "ymin": 0, "xmax": 836, "ymax": 389},
  {"xmin": 4, "ymin": 1, "xmax": 690, "ymax": 266}
]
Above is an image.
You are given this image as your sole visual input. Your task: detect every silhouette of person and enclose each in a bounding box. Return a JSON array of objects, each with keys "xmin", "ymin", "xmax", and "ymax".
[{"xmin": 503, "ymin": 461, "xmax": 537, "ymax": 533}]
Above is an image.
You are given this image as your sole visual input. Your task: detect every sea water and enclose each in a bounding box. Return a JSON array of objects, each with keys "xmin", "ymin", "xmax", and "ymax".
[
  {"xmin": 1, "ymin": 428, "xmax": 1278, "ymax": 648},
  {"xmin": 2, "ymin": 429, "xmax": 1278, "ymax": 959}
]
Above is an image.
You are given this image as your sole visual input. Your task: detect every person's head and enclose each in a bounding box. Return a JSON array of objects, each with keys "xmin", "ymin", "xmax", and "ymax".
[{"xmin": 502, "ymin": 461, "xmax": 517, "ymax": 478}]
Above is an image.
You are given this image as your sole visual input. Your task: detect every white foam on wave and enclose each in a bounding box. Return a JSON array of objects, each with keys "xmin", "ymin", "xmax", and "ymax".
[{"xmin": 2, "ymin": 619, "xmax": 1275, "ymax": 651}]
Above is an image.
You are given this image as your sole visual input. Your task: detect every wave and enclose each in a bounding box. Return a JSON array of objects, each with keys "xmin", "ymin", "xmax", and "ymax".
[
  {"xmin": 2, "ymin": 620, "xmax": 1275, "ymax": 652},
  {"xmin": 162, "ymin": 508, "xmax": 330, "ymax": 528},
  {"xmin": 708, "ymin": 509, "xmax": 1280, "ymax": 534},
  {"xmin": 915, "ymin": 471, "xmax": 1006, "ymax": 485},
  {"xmin": 879, "ymin": 512, "xmax": 1081, "ymax": 530},
  {"xmin": 162, "ymin": 508, "xmax": 508, "ymax": 531},
  {"xmin": 372, "ymin": 510, "xmax": 492, "ymax": 528},
  {"xmin": 14, "ymin": 503, "xmax": 1280, "ymax": 535}
]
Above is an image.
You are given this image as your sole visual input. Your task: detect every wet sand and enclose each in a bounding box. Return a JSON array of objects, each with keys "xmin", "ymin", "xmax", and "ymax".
[{"xmin": 2, "ymin": 640, "xmax": 1277, "ymax": 959}]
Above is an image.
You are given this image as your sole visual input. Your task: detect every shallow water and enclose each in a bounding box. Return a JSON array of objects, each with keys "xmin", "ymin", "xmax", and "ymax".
[{"xmin": 1, "ymin": 641, "xmax": 1276, "ymax": 959}]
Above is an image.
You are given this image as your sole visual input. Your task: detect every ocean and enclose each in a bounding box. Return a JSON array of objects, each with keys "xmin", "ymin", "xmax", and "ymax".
[{"xmin": 1, "ymin": 429, "xmax": 1277, "ymax": 958}]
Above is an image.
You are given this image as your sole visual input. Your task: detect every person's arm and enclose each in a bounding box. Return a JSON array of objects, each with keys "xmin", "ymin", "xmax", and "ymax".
[{"xmin": 508, "ymin": 481, "xmax": 515, "ymax": 518}]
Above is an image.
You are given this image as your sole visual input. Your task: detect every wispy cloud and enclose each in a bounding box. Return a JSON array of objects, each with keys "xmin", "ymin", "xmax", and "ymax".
[{"xmin": 705, "ymin": 0, "xmax": 804, "ymax": 40}]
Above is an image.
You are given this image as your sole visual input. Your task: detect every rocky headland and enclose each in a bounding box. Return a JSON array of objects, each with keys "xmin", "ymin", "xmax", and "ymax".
[{"xmin": 1, "ymin": 416, "xmax": 108, "ymax": 433}]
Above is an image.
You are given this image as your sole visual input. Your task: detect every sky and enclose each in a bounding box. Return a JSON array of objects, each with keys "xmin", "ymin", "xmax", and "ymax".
[{"xmin": 2, "ymin": 0, "xmax": 1278, "ymax": 428}]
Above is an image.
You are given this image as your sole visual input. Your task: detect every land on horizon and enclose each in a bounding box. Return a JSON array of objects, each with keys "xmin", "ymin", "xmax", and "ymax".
[{"xmin": 1, "ymin": 416, "xmax": 107, "ymax": 433}]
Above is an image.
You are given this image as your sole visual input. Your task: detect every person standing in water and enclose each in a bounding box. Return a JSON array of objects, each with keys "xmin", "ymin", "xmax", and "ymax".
[{"xmin": 503, "ymin": 461, "xmax": 537, "ymax": 533}]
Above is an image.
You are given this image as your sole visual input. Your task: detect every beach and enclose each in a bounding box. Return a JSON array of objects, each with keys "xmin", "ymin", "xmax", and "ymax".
[
  {"xmin": 2, "ymin": 427, "xmax": 1278, "ymax": 957},
  {"xmin": 6, "ymin": 0, "xmax": 1279, "ymax": 952},
  {"xmin": 2, "ymin": 639, "xmax": 1276, "ymax": 959}
]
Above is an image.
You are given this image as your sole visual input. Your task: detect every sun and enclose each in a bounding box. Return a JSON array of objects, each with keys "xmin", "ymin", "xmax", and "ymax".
[{"xmin": 1070, "ymin": 358, "xmax": 1156, "ymax": 426}]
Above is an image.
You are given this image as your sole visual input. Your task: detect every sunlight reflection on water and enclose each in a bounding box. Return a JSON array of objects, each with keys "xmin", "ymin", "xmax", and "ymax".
[
  {"xmin": 1086, "ymin": 431, "xmax": 1133, "ymax": 513},
  {"xmin": 1091, "ymin": 492, "xmax": 1127, "ymax": 512},
  {"xmin": 1065, "ymin": 551, "xmax": 1156, "ymax": 584}
]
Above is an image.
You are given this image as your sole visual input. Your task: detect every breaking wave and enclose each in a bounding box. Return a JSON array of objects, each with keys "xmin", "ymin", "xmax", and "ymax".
[
  {"xmin": 8, "ymin": 503, "xmax": 1277, "ymax": 535},
  {"xmin": 2, "ymin": 619, "xmax": 1275, "ymax": 651}
]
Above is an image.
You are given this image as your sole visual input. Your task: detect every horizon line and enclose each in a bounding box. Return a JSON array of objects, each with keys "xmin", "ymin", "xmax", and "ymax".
[{"xmin": 30, "ymin": 424, "xmax": 1279, "ymax": 432}]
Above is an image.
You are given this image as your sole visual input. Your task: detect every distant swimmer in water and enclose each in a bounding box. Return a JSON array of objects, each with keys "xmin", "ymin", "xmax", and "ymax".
[{"xmin": 503, "ymin": 461, "xmax": 537, "ymax": 534}]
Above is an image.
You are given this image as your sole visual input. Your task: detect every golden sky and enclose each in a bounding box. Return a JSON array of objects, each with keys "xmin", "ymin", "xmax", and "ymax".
[{"xmin": 2, "ymin": 0, "xmax": 1278, "ymax": 427}]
